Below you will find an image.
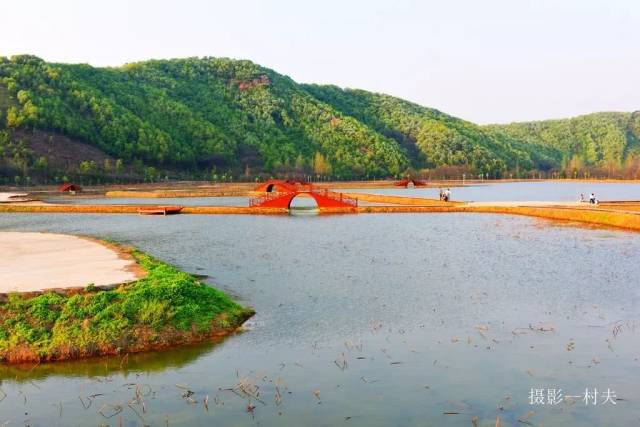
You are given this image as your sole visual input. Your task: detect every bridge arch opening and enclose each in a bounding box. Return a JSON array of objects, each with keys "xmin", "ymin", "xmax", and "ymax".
[{"xmin": 288, "ymin": 192, "xmax": 319, "ymax": 213}]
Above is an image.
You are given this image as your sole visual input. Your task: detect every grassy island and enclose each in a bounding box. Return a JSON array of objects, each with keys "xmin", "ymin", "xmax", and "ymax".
[{"xmin": 0, "ymin": 248, "xmax": 254, "ymax": 364}]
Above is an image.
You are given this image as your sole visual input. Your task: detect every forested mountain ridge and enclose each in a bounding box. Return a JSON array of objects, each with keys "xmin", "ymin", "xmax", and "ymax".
[
  {"xmin": 0, "ymin": 55, "xmax": 407, "ymax": 183},
  {"xmin": 303, "ymin": 85, "xmax": 563, "ymax": 174},
  {"xmin": 486, "ymin": 112, "xmax": 640, "ymax": 175},
  {"xmin": 0, "ymin": 55, "xmax": 638, "ymax": 184},
  {"xmin": 306, "ymin": 85, "xmax": 640, "ymax": 178}
]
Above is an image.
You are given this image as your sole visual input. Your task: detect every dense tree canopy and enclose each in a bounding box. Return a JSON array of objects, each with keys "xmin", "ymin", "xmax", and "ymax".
[
  {"xmin": 303, "ymin": 85, "xmax": 638, "ymax": 177},
  {"xmin": 0, "ymin": 55, "xmax": 637, "ymax": 183},
  {"xmin": 0, "ymin": 55, "xmax": 406, "ymax": 181},
  {"xmin": 486, "ymin": 113, "xmax": 640, "ymax": 173}
]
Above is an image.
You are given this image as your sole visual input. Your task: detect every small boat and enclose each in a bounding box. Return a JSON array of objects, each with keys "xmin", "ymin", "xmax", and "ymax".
[
  {"xmin": 0, "ymin": 192, "xmax": 38, "ymax": 203},
  {"xmin": 137, "ymin": 205, "xmax": 184, "ymax": 215}
]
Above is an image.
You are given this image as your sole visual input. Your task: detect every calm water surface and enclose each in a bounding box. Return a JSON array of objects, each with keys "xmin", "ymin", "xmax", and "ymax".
[
  {"xmin": 341, "ymin": 181, "xmax": 640, "ymax": 202},
  {"xmin": 1, "ymin": 201, "xmax": 640, "ymax": 425},
  {"xmin": 44, "ymin": 181, "xmax": 640, "ymax": 207}
]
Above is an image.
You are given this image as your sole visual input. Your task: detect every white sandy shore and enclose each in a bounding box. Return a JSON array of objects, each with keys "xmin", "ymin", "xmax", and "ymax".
[{"xmin": 0, "ymin": 232, "xmax": 141, "ymax": 293}]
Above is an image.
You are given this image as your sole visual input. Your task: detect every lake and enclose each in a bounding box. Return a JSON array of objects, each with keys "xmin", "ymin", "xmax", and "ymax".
[
  {"xmin": 45, "ymin": 181, "xmax": 640, "ymax": 208},
  {"xmin": 339, "ymin": 180, "xmax": 640, "ymax": 202},
  {"xmin": 1, "ymin": 182, "xmax": 640, "ymax": 426}
]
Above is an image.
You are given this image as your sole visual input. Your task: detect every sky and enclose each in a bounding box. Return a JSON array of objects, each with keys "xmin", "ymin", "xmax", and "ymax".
[{"xmin": 0, "ymin": 0, "xmax": 637, "ymax": 124}]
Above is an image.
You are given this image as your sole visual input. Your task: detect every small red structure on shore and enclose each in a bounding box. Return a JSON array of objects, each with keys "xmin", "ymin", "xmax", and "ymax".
[
  {"xmin": 58, "ymin": 183, "xmax": 82, "ymax": 193},
  {"xmin": 254, "ymin": 179, "xmax": 313, "ymax": 193},
  {"xmin": 395, "ymin": 179, "xmax": 427, "ymax": 188}
]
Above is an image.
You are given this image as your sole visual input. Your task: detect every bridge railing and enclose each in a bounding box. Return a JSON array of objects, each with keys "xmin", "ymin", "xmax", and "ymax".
[
  {"xmin": 250, "ymin": 189, "xmax": 358, "ymax": 208},
  {"xmin": 249, "ymin": 191, "xmax": 294, "ymax": 207},
  {"xmin": 312, "ymin": 189, "xmax": 358, "ymax": 207}
]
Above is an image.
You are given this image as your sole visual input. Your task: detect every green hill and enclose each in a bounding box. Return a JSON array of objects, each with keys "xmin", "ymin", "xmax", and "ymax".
[
  {"xmin": 0, "ymin": 55, "xmax": 638, "ymax": 184},
  {"xmin": 303, "ymin": 85, "xmax": 563, "ymax": 175},
  {"xmin": 486, "ymin": 112, "xmax": 640, "ymax": 175}
]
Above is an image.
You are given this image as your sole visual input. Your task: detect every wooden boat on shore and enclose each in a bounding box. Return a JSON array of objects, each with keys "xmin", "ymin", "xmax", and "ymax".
[
  {"xmin": 0, "ymin": 192, "xmax": 38, "ymax": 203},
  {"xmin": 137, "ymin": 205, "xmax": 184, "ymax": 215}
]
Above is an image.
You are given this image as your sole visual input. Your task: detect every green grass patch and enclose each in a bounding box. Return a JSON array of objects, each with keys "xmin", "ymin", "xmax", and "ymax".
[{"xmin": 0, "ymin": 248, "xmax": 254, "ymax": 362}]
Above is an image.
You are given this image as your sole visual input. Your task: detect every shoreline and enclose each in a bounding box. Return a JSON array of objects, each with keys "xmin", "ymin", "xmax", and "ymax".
[
  {"xmin": 0, "ymin": 236, "xmax": 254, "ymax": 364},
  {"xmin": 1, "ymin": 194, "xmax": 640, "ymax": 232},
  {"xmin": 4, "ymin": 177, "xmax": 640, "ymax": 195},
  {"xmin": 0, "ymin": 232, "xmax": 145, "ymax": 294}
]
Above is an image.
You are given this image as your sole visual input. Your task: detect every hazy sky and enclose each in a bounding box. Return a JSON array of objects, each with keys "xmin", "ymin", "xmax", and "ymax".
[{"xmin": 1, "ymin": 0, "xmax": 637, "ymax": 124}]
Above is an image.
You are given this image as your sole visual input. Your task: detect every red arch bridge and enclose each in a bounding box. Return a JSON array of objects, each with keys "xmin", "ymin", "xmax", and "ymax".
[
  {"xmin": 250, "ymin": 180, "xmax": 358, "ymax": 209},
  {"xmin": 249, "ymin": 189, "xmax": 358, "ymax": 209}
]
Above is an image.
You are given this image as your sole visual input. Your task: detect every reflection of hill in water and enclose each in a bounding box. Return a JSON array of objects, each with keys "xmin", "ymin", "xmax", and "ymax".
[{"xmin": 0, "ymin": 334, "xmax": 235, "ymax": 382}]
